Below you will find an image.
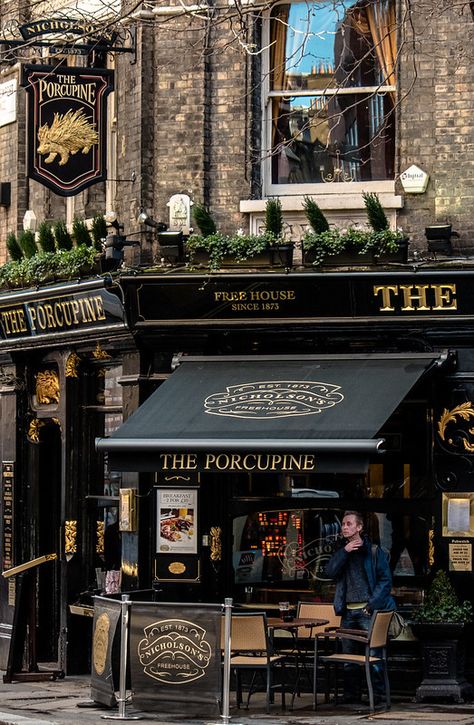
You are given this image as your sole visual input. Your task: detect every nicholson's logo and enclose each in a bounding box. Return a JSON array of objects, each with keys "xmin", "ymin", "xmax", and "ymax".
[
  {"xmin": 93, "ymin": 613, "xmax": 110, "ymax": 677},
  {"xmin": 204, "ymin": 380, "xmax": 344, "ymax": 419},
  {"xmin": 137, "ymin": 619, "xmax": 212, "ymax": 684}
]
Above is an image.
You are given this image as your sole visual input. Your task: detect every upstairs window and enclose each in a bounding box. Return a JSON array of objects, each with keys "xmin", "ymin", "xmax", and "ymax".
[{"xmin": 266, "ymin": 0, "xmax": 396, "ymax": 190}]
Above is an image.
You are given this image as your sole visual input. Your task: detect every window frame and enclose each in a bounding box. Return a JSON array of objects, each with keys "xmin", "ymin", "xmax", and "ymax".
[{"xmin": 262, "ymin": 0, "xmax": 397, "ymax": 197}]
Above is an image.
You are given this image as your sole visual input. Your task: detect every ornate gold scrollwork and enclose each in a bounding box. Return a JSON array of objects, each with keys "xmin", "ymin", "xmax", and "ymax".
[
  {"xmin": 437, "ymin": 402, "xmax": 474, "ymax": 452},
  {"xmin": 92, "ymin": 343, "xmax": 111, "ymax": 361},
  {"xmin": 27, "ymin": 418, "xmax": 45, "ymax": 443},
  {"xmin": 428, "ymin": 528, "xmax": 435, "ymax": 567},
  {"xmin": 35, "ymin": 369, "xmax": 60, "ymax": 404},
  {"xmin": 210, "ymin": 526, "xmax": 222, "ymax": 562},
  {"xmin": 96, "ymin": 520, "xmax": 105, "ymax": 555},
  {"xmin": 65, "ymin": 352, "xmax": 81, "ymax": 378},
  {"xmin": 65, "ymin": 520, "xmax": 77, "ymax": 555}
]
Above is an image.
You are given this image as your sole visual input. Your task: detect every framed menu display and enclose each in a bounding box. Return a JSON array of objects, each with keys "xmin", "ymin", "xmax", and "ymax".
[
  {"xmin": 156, "ymin": 488, "xmax": 198, "ymax": 554},
  {"xmin": 442, "ymin": 492, "xmax": 474, "ymax": 538}
]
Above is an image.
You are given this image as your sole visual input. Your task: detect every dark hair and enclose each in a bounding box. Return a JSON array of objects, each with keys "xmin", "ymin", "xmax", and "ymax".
[{"xmin": 343, "ymin": 510, "xmax": 364, "ymax": 528}]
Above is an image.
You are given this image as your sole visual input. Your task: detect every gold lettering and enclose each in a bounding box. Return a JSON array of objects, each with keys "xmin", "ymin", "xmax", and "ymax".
[
  {"xmin": 43, "ymin": 304, "xmax": 57, "ymax": 329},
  {"xmin": 83, "ymin": 297, "xmax": 97, "ymax": 322},
  {"xmin": 373, "ymin": 285, "xmax": 398, "ymax": 312},
  {"xmin": 0, "ymin": 311, "xmax": 11, "ymax": 334},
  {"xmin": 432, "ymin": 284, "xmax": 457, "ymax": 310},
  {"xmin": 29, "ymin": 306, "xmax": 37, "ymax": 330},
  {"xmin": 36, "ymin": 305, "xmax": 47, "ymax": 329},
  {"xmin": 71, "ymin": 301, "xmax": 80, "ymax": 324},
  {"xmin": 17, "ymin": 309, "xmax": 27, "ymax": 332},
  {"xmin": 93, "ymin": 296, "xmax": 106, "ymax": 320},
  {"xmin": 53, "ymin": 302, "xmax": 64, "ymax": 327},
  {"xmin": 400, "ymin": 284, "xmax": 430, "ymax": 311}
]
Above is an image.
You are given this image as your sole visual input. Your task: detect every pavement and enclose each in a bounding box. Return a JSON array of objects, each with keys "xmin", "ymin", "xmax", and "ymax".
[{"xmin": 1, "ymin": 674, "xmax": 474, "ymax": 725}]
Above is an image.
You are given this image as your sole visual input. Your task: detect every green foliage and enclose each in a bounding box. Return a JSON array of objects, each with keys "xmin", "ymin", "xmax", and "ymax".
[
  {"xmin": 0, "ymin": 246, "xmax": 100, "ymax": 290},
  {"xmin": 91, "ymin": 214, "xmax": 107, "ymax": 251},
  {"xmin": 363, "ymin": 191, "xmax": 389, "ymax": 232},
  {"xmin": 186, "ymin": 232, "xmax": 279, "ymax": 271},
  {"xmin": 38, "ymin": 221, "xmax": 56, "ymax": 253},
  {"xmin": 54, "ymin": 220, "xmax": 73, "ymax": 250},
  {"xmin": 265, "ymin": 198, "xmax": 283, "ymax": 237},
  {"xmin": 18, "ymin": 230, "xmax": 38, "ymax": 259},
  {"xmin": 302, "ymin": 227, "xmax": 404, "ymax": 266},
  {"xmin": 413, "ymin": 570, "xmax": 473, "ymax": 624},
  {"xmin": 72, "ymin": 218, "xmax": 93, "ymax": 247},
  {"xmin": 303, "ymin": 196, "xmax": 329, "ymax": 234},
  {"xmin": 6, "ymin": 232, "xmax": 23, "ymax": 261},
  {"xmin": 193, "ymin": 204, "xmax": 217, "ymax": 237}
]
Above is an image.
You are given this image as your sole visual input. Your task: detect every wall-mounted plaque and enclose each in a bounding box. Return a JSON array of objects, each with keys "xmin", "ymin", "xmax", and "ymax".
[
  {"xmin": 449, "ymin": 541, "xmax": 472, "ymax": 572},
  {"xmin": 442, "ymin": 493, "xmax": 474, "ymax": 537}
]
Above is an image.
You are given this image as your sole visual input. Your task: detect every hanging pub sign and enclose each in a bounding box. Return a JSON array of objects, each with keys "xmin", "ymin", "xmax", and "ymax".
[{"xmin": 21, "ymin": 65, "xmax": 114, "ymax": 197}]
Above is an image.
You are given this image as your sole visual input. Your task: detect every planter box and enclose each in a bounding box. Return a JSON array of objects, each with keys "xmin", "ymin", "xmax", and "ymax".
[
  {"xmin": 303, "ymin": 239, "xmax": 409, "ymax": 267},
  {"xmin": 411, "ymin": 623, "xmax": 473, "ymax": 703},
  {"xmin": 190, "ymin": 244, "xmax": 294, "ymax": 270},
  {"xmin": 303, "ymin": 249, "xmax": 373, "ymax": 267}
]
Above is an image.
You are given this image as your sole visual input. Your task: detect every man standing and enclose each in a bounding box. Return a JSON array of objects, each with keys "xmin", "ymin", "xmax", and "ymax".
[{"xmin": 325, "ymin": 510, "xmax": 395, "ymax": 703}]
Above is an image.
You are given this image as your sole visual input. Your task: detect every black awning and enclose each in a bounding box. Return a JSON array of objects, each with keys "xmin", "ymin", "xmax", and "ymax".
[{"xmin": 96, "ymin": 353, "xmax": 445, "ymax": 473}]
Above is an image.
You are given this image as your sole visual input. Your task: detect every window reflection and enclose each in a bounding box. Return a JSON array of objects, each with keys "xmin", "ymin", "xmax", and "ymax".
[
  {"xmin": 233, "ymin": 509, "xmax": 430, "ymax": 587},
  {"xmin": 268, "ymin": 0, "xmax": 396, "ymax": 184}
]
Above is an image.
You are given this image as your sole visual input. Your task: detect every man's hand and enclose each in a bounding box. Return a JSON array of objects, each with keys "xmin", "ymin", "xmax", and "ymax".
[{"xmin": 344, "ymin": 534, "xmax": 362, "ymax": 553}]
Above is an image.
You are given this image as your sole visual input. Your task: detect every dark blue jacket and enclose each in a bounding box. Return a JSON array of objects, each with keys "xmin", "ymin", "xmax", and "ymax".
[{"xmin": 325, "ymin": 536, "xmax": 396, "ymax": 616}]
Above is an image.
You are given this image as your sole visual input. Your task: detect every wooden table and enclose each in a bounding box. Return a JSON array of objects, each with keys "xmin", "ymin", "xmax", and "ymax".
[{"xmin": 267, "ymin": 617, "xmax": 330, "ymax": 709}]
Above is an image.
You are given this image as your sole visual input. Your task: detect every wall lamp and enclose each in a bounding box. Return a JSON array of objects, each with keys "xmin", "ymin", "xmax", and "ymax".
[
  {"xmin": 104, "ymin": 211, "xmax": 140, "ymax": 271},
  {"xmin": 137, "ymin": 211, "xmax": 167, "ymax": 233}
]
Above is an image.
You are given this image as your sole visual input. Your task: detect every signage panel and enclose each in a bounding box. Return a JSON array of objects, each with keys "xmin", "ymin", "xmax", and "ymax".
[
  {"xmin": 22, "ymin": 65, "xmax": 113, "ymax": 196},
  {"xmin": 128, "ymin": 273, "xmax": 474, "ymax": 327},
  {"xmin": 0, "ymin": 286, "xmax": 124, "ymax": 340}
]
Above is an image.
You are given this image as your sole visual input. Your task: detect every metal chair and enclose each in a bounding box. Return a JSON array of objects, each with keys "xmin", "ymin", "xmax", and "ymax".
[
  {"xmin": 316, "ymin": 609, "xmax": 394, "ymax": 712},
  {"xmin": 289, "ymin": 602, "xmax": 340, "ymax": 706},
  {"xmin": 222, "ymin": 611, "xmax": 286, "ymax": 713}
]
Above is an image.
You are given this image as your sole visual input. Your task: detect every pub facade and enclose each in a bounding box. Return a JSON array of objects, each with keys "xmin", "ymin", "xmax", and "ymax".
[{"xmin": 0, "ymin": 0, "xmax": 474, "ymax": 693}]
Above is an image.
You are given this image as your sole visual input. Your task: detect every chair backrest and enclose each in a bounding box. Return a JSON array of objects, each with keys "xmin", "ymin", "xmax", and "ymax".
[
  {"xmin": 369, "ymin": 610, "xmax": 394, "ymax": 649},
  {"xmin": 221, "ymin": 612, "xmax": 269, "ymax": 652},
  {"xmin": 296, "ymin": 602, "xmax": 341, "ymax": 638}
]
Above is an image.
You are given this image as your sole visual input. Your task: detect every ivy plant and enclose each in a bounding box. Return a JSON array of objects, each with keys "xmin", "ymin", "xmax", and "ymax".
[
  {"xmin": 0, "ymin": 245, "xmax": 100, "ymax": 290},
  {"xmin": 186, "ymin": 232, "xmax": 282, "ymax": 270},
  {"xmin": 302, "ymin": 227, "xmax": 404, "ymax": 266}
]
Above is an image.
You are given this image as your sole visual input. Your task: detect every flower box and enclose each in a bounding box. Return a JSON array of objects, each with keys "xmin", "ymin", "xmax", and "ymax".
[
  {"xmin": 190, "ymin": 244, "xmax": 294, "ymax": 270},
  {"xmin": 303, "ymin": 249, "xmax": 373, "ymax": 267}
]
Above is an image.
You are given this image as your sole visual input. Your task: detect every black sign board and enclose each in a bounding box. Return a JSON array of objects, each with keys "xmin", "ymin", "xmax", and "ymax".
[
  {"xmin": 123, "ymin": 271, "xmax": 474, "ymax": 327},
  {"xmin": 90, "ymin": 597, "xmax": 121, "ymax": 708},
  {"xmin": 22, "ymin": 65, "xmax": 113, "ymax": 196},
  {"xmin": 0, "ymin": 285, "xmax": 124, "ymax": 341},
  {"xmin": 129, "ymin": 603, "xmax": 222, "ymax": 717}
]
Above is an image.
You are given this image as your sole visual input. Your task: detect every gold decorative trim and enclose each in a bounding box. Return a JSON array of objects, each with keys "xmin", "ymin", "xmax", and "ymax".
[
  {"xmin": 428, "ymin": 528, "xmax": 435, "ymax": 567},
  {"xmin": 52, "ymin": 417, "xmax": 62, "ymax": 431},
  {"xmin": 92, "ymin": 342, "xmax": 112, "ymax": 361},
  {"xmin": 93, "ymin": 612, "xmax": 110, "ymax": 676},
  {"xmin": 65, "ymin": 520, "xmax": 77, "ymax": 555},
  {"xmin": 438, "ymin": 402, "xmax": 474, "ymax": 452},
  {"xmin": 96, "ymin": 521, "xmax": 105, "ymax": 555},
  {"xmin": 35, "ymin": 369, "xmax": 60, "ymax": 404},
  {"xmin": 27, "ymin": 418, "xmax": 45, "ymax": 443},
  {"xmin": 169, "ymin": 561, "xmax": 186, "ymax": 575},
  {"xmin": 65, "ymin": 352, "xmax": 81, "ymax": 378},
  {"xmin": 210, "ymin": 526, "xmax": 222, "ymax": 562}
]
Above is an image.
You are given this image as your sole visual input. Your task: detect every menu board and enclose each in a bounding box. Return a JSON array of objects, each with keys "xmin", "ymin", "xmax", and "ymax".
[{"xmin": 156, "ymin": 488, "xmax": 198, "ymax": 554}]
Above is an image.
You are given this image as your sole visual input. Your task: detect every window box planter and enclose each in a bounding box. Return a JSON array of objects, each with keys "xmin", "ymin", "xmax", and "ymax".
[
  {"xmin": 189, "ymin": 243, "xmax": 294, "ymax": 270},
  {"xmin": 303, "ymin": 236, "xmax": 409, "ymax": 267}
]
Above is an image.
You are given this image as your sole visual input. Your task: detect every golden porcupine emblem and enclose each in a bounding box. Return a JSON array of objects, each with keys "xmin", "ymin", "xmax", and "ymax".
[{"xmin": 37, "ymin": 109, "xmax": 99, "ymax": 166}]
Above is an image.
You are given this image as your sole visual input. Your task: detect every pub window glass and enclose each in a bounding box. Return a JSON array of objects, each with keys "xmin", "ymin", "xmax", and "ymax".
[
  {"xmin": 101, "ymin": 365, "xmax": 123, "ymax": 572},
  {"xmin": 232, "ymin": 508, "xmax": 430, "ymax": 590},
  {"xmin": 266, "ymin": 0, "xmax": 396, "ymax": 187}
]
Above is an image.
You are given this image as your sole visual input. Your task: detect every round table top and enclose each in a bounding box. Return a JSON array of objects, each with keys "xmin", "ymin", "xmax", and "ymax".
[{"xmin": 267, "ymin": 616, "xmax": 329, "ymax": 630}]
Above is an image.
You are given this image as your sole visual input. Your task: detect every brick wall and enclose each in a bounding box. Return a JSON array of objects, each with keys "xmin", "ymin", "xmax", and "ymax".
[{"xmin": 398, "ymin": 1, "xmax": 474, "ymax": 252}]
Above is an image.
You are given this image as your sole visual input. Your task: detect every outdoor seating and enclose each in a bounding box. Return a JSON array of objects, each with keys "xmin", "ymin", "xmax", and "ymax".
[
  {"xmin": 316, "ymin": 609, "xmax": 394, "ymax": 712},
  {"xmin": 222, "ymin": 611, "xmax": 286, "ymax": 713},
  {"xmin": 291, "ymin": 602, "xmax": 340, "ymax": 706}
]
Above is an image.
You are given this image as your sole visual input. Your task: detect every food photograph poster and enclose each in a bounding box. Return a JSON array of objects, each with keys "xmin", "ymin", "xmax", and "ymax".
[{"xmin": 156, "ymin": 488, "xmax": 198, "ymax": 554}]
